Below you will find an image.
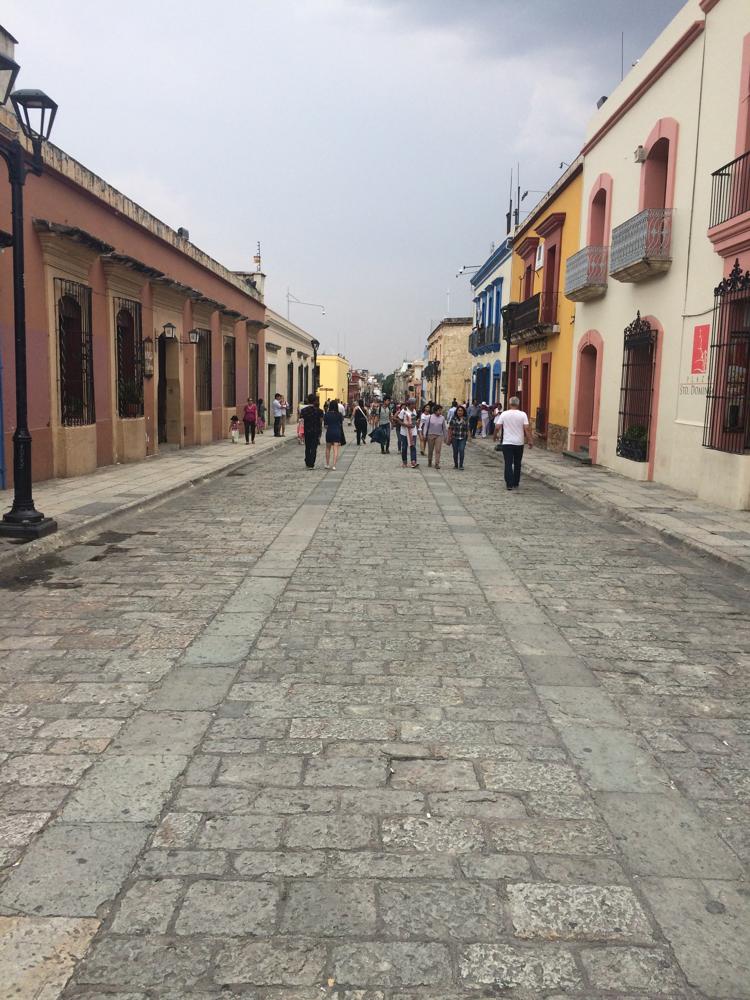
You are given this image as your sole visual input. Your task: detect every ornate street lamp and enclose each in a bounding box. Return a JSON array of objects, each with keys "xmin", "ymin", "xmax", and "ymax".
[
  {"xmin": 0, "ymin": 30, "xmax": 20, "ymax": 107},
  {"xmin": 0, "ymin": 77, "xmax": 59, "ymax": 539},
  {"xmin": 311, "ymin": 338, "xmax": 320, "ymax": 394}
]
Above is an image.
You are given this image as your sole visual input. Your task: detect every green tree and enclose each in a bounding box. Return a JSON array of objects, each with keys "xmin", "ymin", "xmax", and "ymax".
[{"xmin": 381, "ymin": 373, "xmax": 395, "ymax": 398}]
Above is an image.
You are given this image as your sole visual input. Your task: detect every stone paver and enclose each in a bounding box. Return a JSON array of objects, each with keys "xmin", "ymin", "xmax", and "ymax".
[{"xmin": 0, "ymin": 435, "xmax": 747, "ymax": 998}]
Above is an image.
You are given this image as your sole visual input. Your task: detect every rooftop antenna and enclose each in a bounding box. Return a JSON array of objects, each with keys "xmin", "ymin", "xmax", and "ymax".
[
  {"xmin": 506, "ymin": 169, "xmax": 513, "ymax": 235},
  {"xmin": 253, "ymin": 241, "xmax": 262, "ymax": 272},
  {"xmin": 514, "ymin": 163, "xmax": 520, "ymax": 228}
]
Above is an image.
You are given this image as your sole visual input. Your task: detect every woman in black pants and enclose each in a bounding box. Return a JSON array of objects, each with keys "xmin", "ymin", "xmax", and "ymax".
[{"xmin": 353, "ymin": 399, "xmax": 369, "ymax": 445}]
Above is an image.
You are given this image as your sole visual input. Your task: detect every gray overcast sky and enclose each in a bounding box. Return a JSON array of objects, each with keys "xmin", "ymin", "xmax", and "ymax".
[{"xmin": 6, "ymin": 0, "xmax": 683, "ymax": 372}]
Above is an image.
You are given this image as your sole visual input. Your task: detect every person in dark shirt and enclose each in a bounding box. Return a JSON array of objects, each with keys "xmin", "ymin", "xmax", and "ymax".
[{"xmin": 299, "ymin": 394, "xmax": 324, "ymax": 470}]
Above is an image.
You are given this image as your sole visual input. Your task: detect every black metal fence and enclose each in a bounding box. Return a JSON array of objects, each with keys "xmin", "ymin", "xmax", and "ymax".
[
  {"xmin": 223, "ymin": 335, "xmax": 236, "ymax": 407},
  {"xmin": 195, "ymin": 329, "xmax": 212, "ymax": 411},
  {"xmin": 55, "ymin": 278, "xmax": 95, "ymax": 426},
  {"xmin": 616, "ymin": 312, "xmax": 657, "ymax": 462},
  {"xmin": 703, "ymin": 259, "xmax": 750, "ymax": 454},
  {"xmin": 710, "ymin": 150, "xmax": 750, "ymax": 230},
  {"xmin": 114, "ymin": 297, "xmax": 144, "ymax": 419}
]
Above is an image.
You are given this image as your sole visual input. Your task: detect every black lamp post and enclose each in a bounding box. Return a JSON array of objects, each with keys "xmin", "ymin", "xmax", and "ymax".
[
  {"xmin": 0, "ymin": 86, "xmax": 58, "ymax": 540},
  {"xmin": 311, "ymin": 338, "xmax": 320, "ymax": 394}
]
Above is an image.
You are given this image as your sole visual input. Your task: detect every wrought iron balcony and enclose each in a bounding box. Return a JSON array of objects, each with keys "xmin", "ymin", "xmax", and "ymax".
[
  {"xmin": 709, "ymin": 150, "xmax": 750, "ymax": 230},
  {"xmin": 565, "ymin": 245, "xmax": 609, "ymax": 301},
  {"xmin": 610, "ymin": 208, "xmax": 672, "ymax": 282},
  {"xmin": 503, "ymin": 292, "xmax": 558, "ymax": 344},
  {"xmin": 469, "ymin": 323, "xmax": 501, "ymax": 354}
]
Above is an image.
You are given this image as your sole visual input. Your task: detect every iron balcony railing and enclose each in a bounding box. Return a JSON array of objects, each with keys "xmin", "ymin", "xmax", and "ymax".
[
  {"xmin": 564, "ymin": 245, "xmax": 609, "ymax": 301},
  {"xmin": 610, "ymin": 208, "xmax": 672, "ymax": 279},
  {"xmin": 469, "ymin": 323, "xmax": 501, "ymax": 353},
  {"xmin": 504, "ymin": 292, "xmax": 558, "ymax": 343},
  {"xmin": 709, "ymin": 149, "xmax": 750, "ymax": 230}
]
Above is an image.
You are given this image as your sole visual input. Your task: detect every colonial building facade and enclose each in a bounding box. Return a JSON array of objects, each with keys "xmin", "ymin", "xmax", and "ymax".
[
  {"xmin": 0, "ymin": 106, "xmax": 272, "ymax": 487},
  {"xmin": 263, "ymin": 311, "xmax": 315, "ymax": 414},
  {"xmin": 316, "ymin": 355, "xmax": 350, "ymax": 408},
  {"xmin": 565, "ymin": 0, "xmax": 750, "ymax": 508},
  {"xmin": 470, "ymin": 239, "xmax": 513, "ymax": 406},
  {"xmin": 505, "ymin": 159, "xmax": 583, "ymax": 451},
  {"xmin": 425, "ymin": 317, "xmax": 472, "ymax": 405}
]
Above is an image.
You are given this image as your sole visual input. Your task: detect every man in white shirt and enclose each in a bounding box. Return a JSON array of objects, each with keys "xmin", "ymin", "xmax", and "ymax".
[{"xmin": 497, "ymin": 396, "xmax": 533, "ymax": 490}]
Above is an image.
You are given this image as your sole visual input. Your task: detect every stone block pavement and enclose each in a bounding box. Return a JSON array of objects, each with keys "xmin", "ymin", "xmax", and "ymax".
[
  {"xmin": 0, "ymin": 435, "xmax": 748, "ymax": 998},
  {"xmin": 478, "ymin": 440, "xmax": 750, "ymax": 575},
  {"xmin": 0, "ymin": 432, "xmax": 291, "ymax": 580}
]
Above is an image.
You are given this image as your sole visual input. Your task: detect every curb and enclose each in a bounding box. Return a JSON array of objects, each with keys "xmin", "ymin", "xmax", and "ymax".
[
  {"xmin": 479, "ymin": 444, "xmax": 749, "ymax": 579},
  {"xmin": 0, "ymin": 437, "xmax": 292, "ymax": 582}
]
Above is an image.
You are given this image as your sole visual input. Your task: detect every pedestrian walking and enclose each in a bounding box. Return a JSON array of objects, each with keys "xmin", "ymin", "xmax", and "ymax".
[
  {"xmin": 480, "ymin": 402, "xmax": 490, "ymax": 438},
  {"xmin": 272, "ymin": 393, "xmax": 284, "ymax": 436},
  {"xmin": 280, "ymin": 397, "xmax": 288, "ymax": 436},
  {"xmin": 447, "ymin": 398, "xmax": 458, "ymax": 424},
  {"xmin": 398, "ymin": 398, "xmax": 419, "ymax": 468},
  {"xmin": 300, "ymin": 394, "xmax": 324, "ymax": 469},
  {"xmin": 242, "ymin": 397, "xmax": 257, "ymax": 444},
  {"xmin": 497, "ymin": 395, "xmax": 533, "ymax": 490},
  {"xmin": 492, "ymin": 403, "xmax": 504, "ymax": 445},
  {"xmin": 324, "ymin": 399, "xmax": 344, "ymax": 470},
  {"xmin": 353, "ymin": 399, "xmax": 369, "ymax": 445},
  {"xmin": 377, "ymin": 396, "xmax": 393, "ymax": 454},
  {"xmin": 426, "ymin": 403, "xmax": 448, "ymax": 469},
  {"xmin": 468, "ymin": 399, "xmax": 479, "ymax": 438},
  {"xmin": 257, "ymin": 398, "xmax": 266, "ymax": 434},
  {"xmin": 418, "ymin": 402, "xmax": 433, "ymax": 456},
  {"xmin": 448, "ymin": 404, "xmax": 469, "ymax": 470},
  {"xmin": 229, "ymin": 414, "xmax": 241, "ymax": 443}
]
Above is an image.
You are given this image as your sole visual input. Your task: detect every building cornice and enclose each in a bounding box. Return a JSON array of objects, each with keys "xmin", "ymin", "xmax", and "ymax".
[
  {"xmin": 535, "ymin": 212, "xmax": 566, "ymax": 239},
  {"xmin": 582, "ymin": 20, "xmax": 705, "ymax": 156},
  {"xmin": 471, "ymin": 237, "xmax": 513, "ymax": 288}
]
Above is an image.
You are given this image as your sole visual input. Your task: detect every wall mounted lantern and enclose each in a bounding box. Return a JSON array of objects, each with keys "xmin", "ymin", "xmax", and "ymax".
[{"xmin": 162, "ymin": 321, "xmax": 177, "ymax": 339}]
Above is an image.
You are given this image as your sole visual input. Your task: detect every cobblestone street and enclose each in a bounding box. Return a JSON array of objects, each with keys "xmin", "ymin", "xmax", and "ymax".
[{"xmin": 0, "ymin": 440, "xmax": 748, "ymax": 999}]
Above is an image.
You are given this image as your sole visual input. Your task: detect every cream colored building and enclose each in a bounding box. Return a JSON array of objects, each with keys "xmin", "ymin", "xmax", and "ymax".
[
  {"xmin": 263, "ymin": 311, "xmax": 316, "ymax": 415},
  {"xmin": 565, "ymin": 0, "xmax": 750, "ymax": 508},
  {"xmin": 316, "ymin": 354, "xmax": 350, "ymax": 408},
  {"xmin": 426, "ymin": 318, "xmax": 472, "ymax": 405}
]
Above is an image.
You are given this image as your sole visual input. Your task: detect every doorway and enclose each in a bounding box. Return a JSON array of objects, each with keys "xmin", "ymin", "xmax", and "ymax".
[
  {"xmin": 520, "ymin": 358, "xmax": 531, "ymax": 415},
  {"xmin": 571, "ymin": 331, "xmax": 603, "ymax": 460},
  {"xmin": 157, "ymin": 334, "xmax": 181, "ymax": 446}
]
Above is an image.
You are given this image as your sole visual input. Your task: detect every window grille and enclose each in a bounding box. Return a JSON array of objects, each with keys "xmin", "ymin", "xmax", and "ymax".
[
  {"xmin": 114, "ymin": 297, "xmax": 144, "ymax": 418},
  {"xmin": 55, "ymin": 278, "xmax": 95, "ymax": 426},
  {"xmin": 223, "ymin": 335, "xmax": 236, "ymax": 407},
  {"xmin": 195, "ymin": 329, "xmax": 212, "ymax": 411},
  {"xmin": 703, "ymin": 259, "xmax": 750, "ymax": 454},
  {"xmin": 616, "ymin": 312, "xmax": 657, "ymax": 462}
]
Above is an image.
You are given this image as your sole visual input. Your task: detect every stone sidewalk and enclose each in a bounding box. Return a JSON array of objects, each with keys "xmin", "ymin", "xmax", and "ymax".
[
  {"xmin": 0, "ymin": 432, "xmax": 292, "ymax": 579},
  {"xmin": 478, "ymin": 439, "xmax": 750, "ymax": 575}
]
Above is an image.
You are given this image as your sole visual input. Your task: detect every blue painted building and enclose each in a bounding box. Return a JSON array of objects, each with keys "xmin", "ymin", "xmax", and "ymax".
[{"xmin": 469, "ymin": 237, "xmax": 513, "ymax": 405}]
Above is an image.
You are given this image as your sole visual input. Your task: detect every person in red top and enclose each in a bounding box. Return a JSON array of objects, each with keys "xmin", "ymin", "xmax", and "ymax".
[{"xmin": 242, "ymin": 397, "xmax": 258, "ymax": 444}]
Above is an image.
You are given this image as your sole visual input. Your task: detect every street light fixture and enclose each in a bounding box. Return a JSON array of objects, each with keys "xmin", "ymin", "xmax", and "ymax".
[
  {"xmin": 161, "ymin": 321, "xmax": 177, "ymax": 339},
  {"xmin": 310, "ymin": 338, "xmax": 320, "ymax": 394},
  {"xmin": 0, "ymin": 48, "xmax": 59, "ymax": 538},
  {"xmin": 0, "ymin": 30, "xmax": 20, "ymax": 107}
]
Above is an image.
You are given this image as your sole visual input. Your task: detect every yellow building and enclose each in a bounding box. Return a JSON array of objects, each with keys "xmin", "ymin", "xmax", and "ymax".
[
  {"xmin": 505, "ymin": 158, "xmax": 583, "ymax": 450},
  {"xmin": 316, "ymin": 354, "xmax": 350, "ymax": 408}
]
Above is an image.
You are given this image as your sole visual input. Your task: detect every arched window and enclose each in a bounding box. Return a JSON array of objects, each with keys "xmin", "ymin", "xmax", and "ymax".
[
  {"xmin": 590, "ymin": 189, "xmax": 607, "ymax": 245},
  {"xmin": 642, "ymin": 137, "xmax": 670, "ymax": 211},
  {"xmin": 115, "ymin": 299, "xmax": 144, "ymax": 418},
  {"xmin": 56, "ymin": 280, "xmax": 95, "ymax": 426}
]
